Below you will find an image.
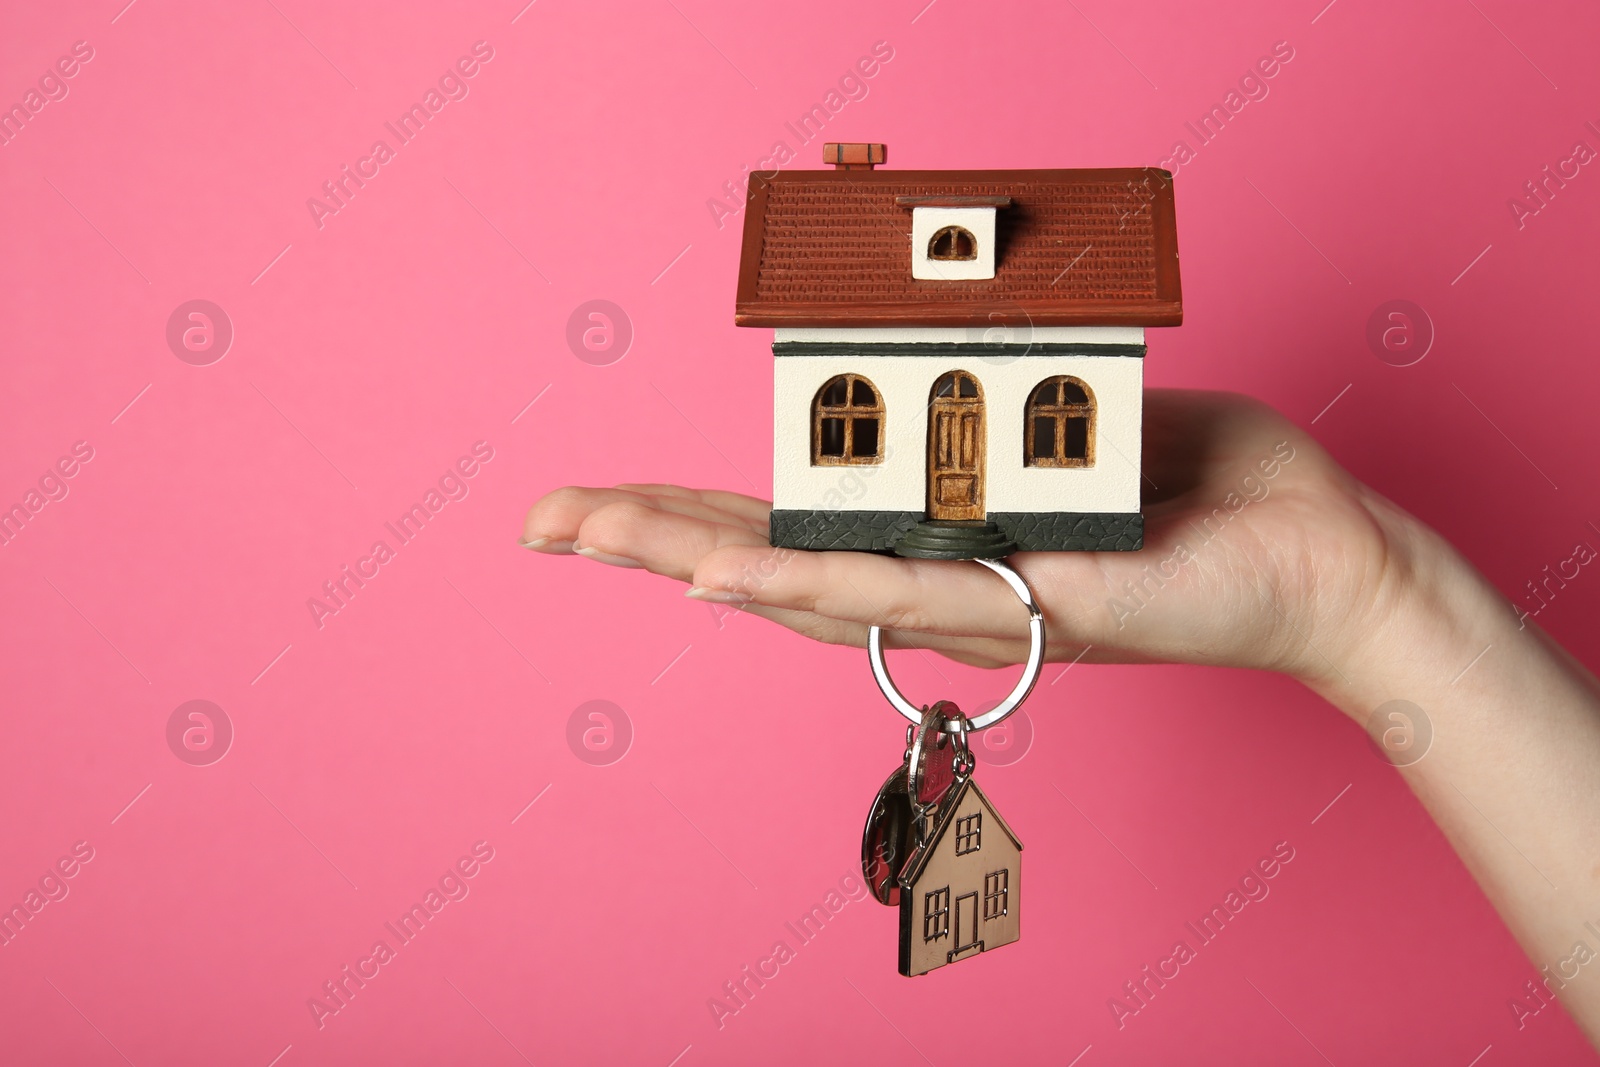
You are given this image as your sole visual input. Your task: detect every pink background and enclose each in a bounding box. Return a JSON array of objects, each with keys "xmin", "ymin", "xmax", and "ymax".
[{"xmin": 3, "ymin": 0, "xmax": 1599, "ymax": 1063}]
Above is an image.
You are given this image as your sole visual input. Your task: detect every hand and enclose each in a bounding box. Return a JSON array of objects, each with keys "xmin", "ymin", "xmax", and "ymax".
[
  {"xmin": 524, "ymin": 389, "xmax": 1600, "ymax": 1050},
  {"xmin": 521, "ymin": 390, "xmax": 1435, "ymax": 693}
]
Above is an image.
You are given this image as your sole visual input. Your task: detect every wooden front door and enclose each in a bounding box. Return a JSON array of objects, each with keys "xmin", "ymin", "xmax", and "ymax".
[{"xmin": 927, "ymin": 371, "xmax": 985, "ymax": 521}]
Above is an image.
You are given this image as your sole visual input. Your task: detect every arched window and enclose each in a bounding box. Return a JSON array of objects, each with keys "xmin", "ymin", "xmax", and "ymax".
[
  {"xmin": 812, "ymin": 374, "xmax": 884, "ymax": 465},
  {"xmin": 928, "ymin": 226, "xmax": 977, "ymax": 261},
  {"xmin": 1025, "ymin": 377, "xmax": 1094, "ymax": 467}
]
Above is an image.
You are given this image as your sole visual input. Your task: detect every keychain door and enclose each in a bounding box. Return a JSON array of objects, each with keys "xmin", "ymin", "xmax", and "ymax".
[
  {"xmin": 949, "ymin": 891, "xmax": 983, "ymax": 962},
  {"xmin": 927, "ymin": 371, "xmax": 985, "ymax": 521}
]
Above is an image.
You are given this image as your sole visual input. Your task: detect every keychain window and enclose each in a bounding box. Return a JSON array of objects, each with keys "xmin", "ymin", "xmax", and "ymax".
[
  {"xmin": 1025, "ymin": 376, "xmax": 1096, "ymax": 468},
  {"xmin": 955, "ymin": 813, "xmax": 982, "ymax": 854},
  {"xmin": 923, "ymin": 888, "xmax": 950, "ymax": 941},
  {"xmin": 984, "ymin": 869, "xmax": 1009, "ymax": 919},
  {"xmin": 812, "ymin": 374, "xmax": 885, "ymax": 465}
]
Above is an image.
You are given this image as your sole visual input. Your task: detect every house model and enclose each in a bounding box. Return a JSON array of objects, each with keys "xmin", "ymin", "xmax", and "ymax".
[
  {"xmin": 896, "ymin": 777, "xmax": 1023, "ymax": 976},
  {"xmin": 735, "ymin": 143, "xmax": 1182, "ymax": 559}
]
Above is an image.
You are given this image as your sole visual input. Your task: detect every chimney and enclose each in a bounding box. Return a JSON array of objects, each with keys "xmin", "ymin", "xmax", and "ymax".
[{"xmin": 823, "ymin": 143, "xmax": 886, "ymax": 170}]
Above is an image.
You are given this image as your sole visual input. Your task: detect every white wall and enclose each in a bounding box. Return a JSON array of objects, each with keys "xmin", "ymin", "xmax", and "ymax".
[{"xmin": 773, "ymin": 347, "xmax": 1143, "ymax": 516}]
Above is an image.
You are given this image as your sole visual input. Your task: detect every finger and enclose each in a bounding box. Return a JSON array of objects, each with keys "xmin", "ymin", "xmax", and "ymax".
[
  {"xmin": 574, "ymin": 500, "xmax": 768, "ymax": 582},
  {"xmin": 536, "ymin": 490, "xmax": 1035, "ymax": 666},
  {"xmin": 714, "ymin": 577, "xmax": 1109, "ymax": 668},
  {"xmin": 523, "ymin": 487, "xmax": 764, "ymax": 548},
  {"xmin": 612, "ymin": 484, "xmax": 772, "ymax": 532},
  {"xmin": 688, "ymin": 545, "xmax": 1099, "ymax": 641},
  {"xmin": 733, "ymin": 604, "xmax": 1030, "ymax": 669}
]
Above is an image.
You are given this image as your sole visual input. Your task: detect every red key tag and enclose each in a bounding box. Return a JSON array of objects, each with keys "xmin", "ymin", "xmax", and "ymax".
[{"xmin": 907, "ymin": 701, "xmax": 962, "ymax": 807}]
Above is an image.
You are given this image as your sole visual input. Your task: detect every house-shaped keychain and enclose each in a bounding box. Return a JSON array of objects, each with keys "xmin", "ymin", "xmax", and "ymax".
[
  {"xmin": 895, "ymin": 776, "xmax": 1024, "ymax": 976},
  {"xmin": 735, "ymin": 142, "xmax": 1183, "ymax": 560}
]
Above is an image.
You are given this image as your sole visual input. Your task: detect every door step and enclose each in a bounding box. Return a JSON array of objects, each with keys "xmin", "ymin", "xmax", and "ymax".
[{"xmin": 893, "ymin": 520, "xmax": 1016, "ymax": 561}]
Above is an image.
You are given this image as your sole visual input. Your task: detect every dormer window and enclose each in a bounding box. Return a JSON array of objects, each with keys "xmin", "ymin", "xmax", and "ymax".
[
  {"xmin": 898, "ymin": 196, "xmax": 1011, "ymax": 281},
  {"xmin": 929, "ymin": 226, "xmax": 976, "ymax": 261}
]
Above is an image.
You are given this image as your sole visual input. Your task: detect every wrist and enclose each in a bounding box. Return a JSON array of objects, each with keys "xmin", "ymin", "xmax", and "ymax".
[{"xmin": 1297, "ymin": 504, "xmax": 1513, "ymax": 722}]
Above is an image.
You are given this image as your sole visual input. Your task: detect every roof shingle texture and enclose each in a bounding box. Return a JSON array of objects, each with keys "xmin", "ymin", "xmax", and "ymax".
[{"xmin": 735, "ymin": 168, "xmax": 1182, "ymax": 328}]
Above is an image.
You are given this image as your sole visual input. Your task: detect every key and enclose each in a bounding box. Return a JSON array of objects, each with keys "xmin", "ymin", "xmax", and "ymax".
[
  {"xmin": 863, "ymin": 700, "xmax": 967, "ymax": 907},
  {"xmin": 861, "ymin": 764, "xmax": 912, "ymax": 906},
  {"xmin": 907, "ymin": 700, "xmax": 962, "ymax": 809}
]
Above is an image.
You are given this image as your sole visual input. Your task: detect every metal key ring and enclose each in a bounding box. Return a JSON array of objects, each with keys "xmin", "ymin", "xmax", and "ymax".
[{"xmin": 868, "ymin": 557, "xmax": 1046, "ymax": 731}]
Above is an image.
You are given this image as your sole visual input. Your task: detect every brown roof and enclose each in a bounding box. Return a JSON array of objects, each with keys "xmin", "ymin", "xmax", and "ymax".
[{"xmin": 735, "ymin": 168, "xmax": 1182, "ymax": 328}]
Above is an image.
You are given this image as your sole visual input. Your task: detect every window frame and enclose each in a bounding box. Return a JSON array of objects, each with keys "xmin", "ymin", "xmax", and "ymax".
[
  {"xmin": 983, "ymin": 869, "xmax": 1009, "ymax": 920},
  {"xmin": 928, "ymin": 225, "xmax": 978, "ymax": 261},
  {"xmin": 811, "ymin": 373, "xmax": 885, "ymax": 467},
  {"xmin": 955, "ymin": 813, "xmax": 982, "ymax": 856},
  {"xmin": 1024, "ymin": 376, "xmax": 1096, "ymax": 468},
  {"xmin": 923, "ymin": 887, "xmax": 951, "ymax": 942}
]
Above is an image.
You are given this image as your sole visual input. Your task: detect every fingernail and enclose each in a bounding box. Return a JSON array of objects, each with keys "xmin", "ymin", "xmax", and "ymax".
[
  {"xmin": 685, "ymin": 587, "xmax": 753, "ymax": 604},
  {"xmin": 574, "ymin": 546, "xmax": 645, "ymax": 569},
  {"xmin": 520, "ymin": 537, "xmax": 575, "ymax": 553}
]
